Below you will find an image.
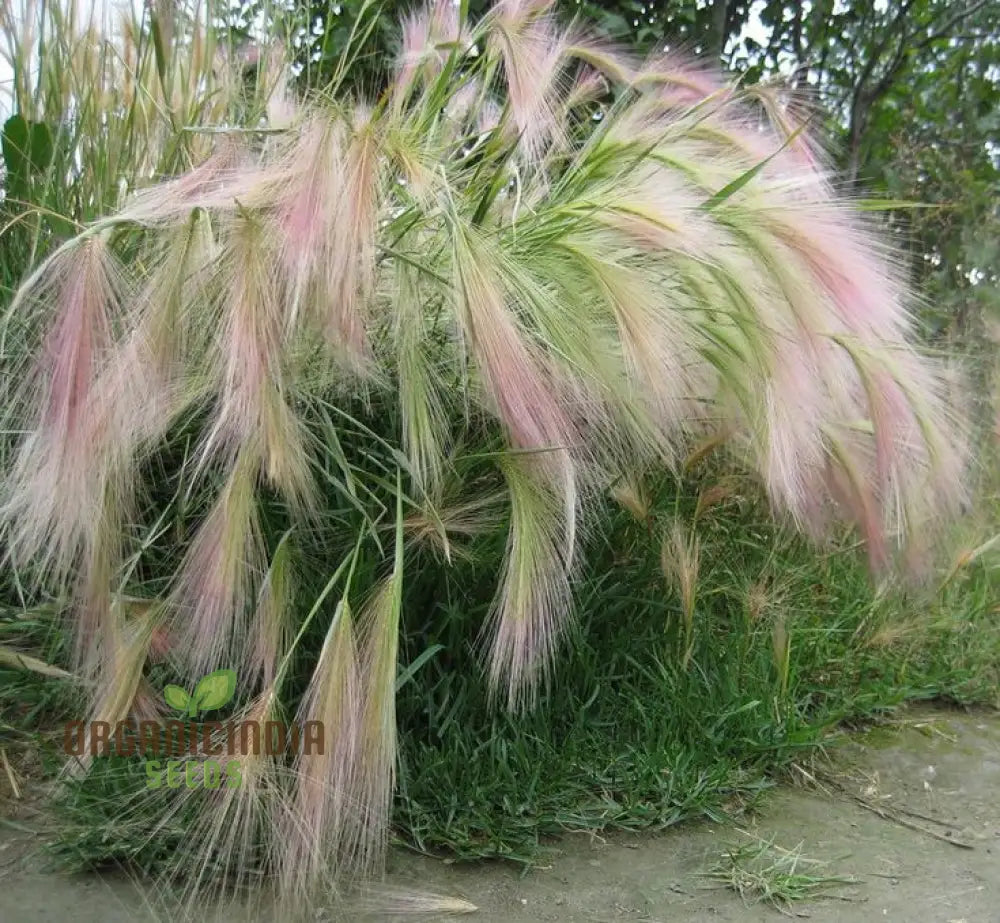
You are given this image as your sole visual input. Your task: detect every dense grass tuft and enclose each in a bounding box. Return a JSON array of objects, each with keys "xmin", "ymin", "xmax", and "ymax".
[{"xmin": 17, "ymin": 471, "xmax": 996, "ymax": 878}]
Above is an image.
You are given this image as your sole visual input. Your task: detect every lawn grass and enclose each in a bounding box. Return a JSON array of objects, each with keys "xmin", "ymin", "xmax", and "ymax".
[{"xmin": 390, "ymin": 471, "xmax": 1000, "ymax": 862}]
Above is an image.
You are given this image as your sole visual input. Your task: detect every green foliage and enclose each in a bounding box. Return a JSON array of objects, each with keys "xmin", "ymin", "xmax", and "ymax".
[
  {"xmin": 391, "ymin": 474, "xmax": 1000, "ymax": 861},
  {"xmin": 1, "ymin": 116, "xmax": 55, "ymax": 200},
  {"xmin": 32, "ymin": 475, "xmax": 1000, "ymax": 873}
]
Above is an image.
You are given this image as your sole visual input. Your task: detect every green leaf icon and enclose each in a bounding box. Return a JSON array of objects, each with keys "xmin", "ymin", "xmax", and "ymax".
[
  {"xmin": 163, "ymin": 684, "xmax": 190, "ymax": 712},
  {"xmin": 191, "ymin": 669, "xmax": 237, "ymax": 716}
]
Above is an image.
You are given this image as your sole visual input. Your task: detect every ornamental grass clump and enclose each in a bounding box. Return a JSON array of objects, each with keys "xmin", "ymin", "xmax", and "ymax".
[{"xmin": 0, "ymin": 0, "xmax": 968, "ymax": 912}]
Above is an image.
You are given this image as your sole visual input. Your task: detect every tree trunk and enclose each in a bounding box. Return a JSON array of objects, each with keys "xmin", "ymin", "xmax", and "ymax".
[{"xmin": 710, "ymin": 0, "xmax": 730, "ymax": 62}]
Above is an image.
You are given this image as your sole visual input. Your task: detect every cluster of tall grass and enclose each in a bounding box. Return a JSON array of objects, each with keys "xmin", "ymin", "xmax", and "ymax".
[
  {"xmin": 0, "ymin": 0, "xmax": 291, "ymax": 289},
  {"xmin": 0, "ymin": 0, "xmax": 995, "ymax": 919}
]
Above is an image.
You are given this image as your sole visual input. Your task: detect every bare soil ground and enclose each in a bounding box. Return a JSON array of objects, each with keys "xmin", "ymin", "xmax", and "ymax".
[{"xmin": 2, "ymin": 705, "xmax": 998, "ymax": 922}]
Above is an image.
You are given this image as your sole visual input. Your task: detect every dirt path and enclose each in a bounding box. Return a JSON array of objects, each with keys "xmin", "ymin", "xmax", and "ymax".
[{"xmin": 2, "ymin": 706, "xmax": 998, "ymax": 921}]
